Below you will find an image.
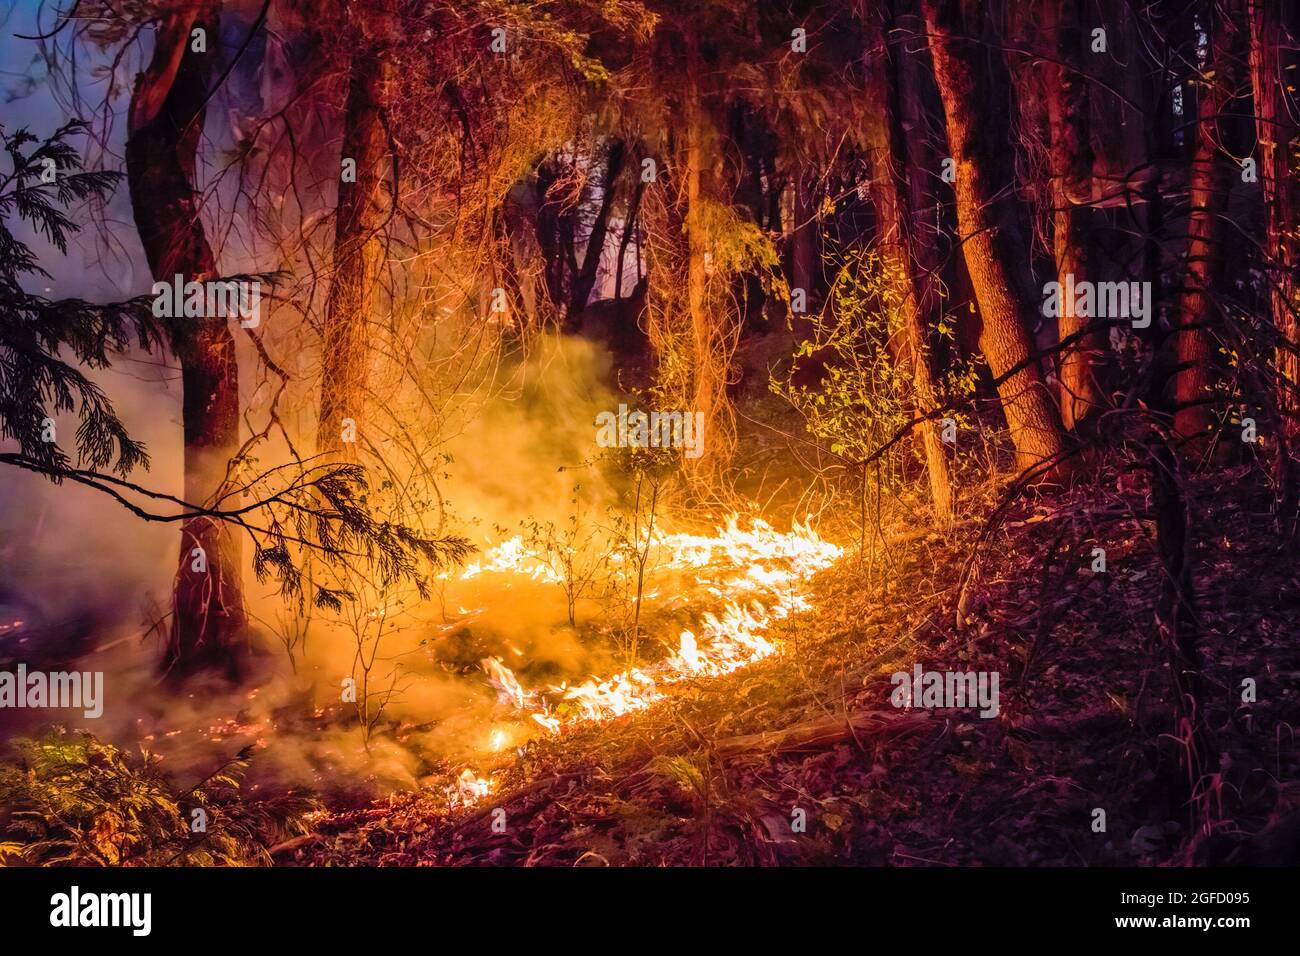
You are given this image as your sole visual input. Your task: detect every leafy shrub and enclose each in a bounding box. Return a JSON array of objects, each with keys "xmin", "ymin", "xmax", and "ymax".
[{"xmin": 0, "ymin": 729, "xmax": 317, "ymax": 866}]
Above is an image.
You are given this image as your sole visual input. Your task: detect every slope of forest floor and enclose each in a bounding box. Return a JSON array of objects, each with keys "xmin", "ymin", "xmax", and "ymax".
[{"xmin": 295, "ymin": 464, "xmax": 1300, "ymax": 866}]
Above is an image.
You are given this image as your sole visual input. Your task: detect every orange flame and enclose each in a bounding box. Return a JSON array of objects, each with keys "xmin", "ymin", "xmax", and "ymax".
[{"xmin": 460, "ymin": 518, "xmax": 838, "ymax": 778}]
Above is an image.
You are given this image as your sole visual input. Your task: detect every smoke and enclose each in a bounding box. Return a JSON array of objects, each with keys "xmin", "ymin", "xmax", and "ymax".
[
  {"xmin": 1, "ymin": 321, "xmax": 644, "ymax": 800},
  {"xmin": 0, "ymin": 12, "xmax": 643, "ymax": 799}
]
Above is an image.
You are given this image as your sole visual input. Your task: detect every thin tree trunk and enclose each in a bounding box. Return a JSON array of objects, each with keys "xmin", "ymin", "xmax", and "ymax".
[
  {"xmin": 684, "ymin": 37, "xmax": 718, "ymax": 474},
  {"xmin": 614, "ymin": 170, "xmax": 645, "ymax": 301},
  {"xmin": 865, "ymin": 3, "xmax": 954, "ymax": 523},
  {"xmin": 317, "ymin": 0, "xmax": 395, "ymax": 455},
  {"xmin": 791, "ymin": 172, "xmax": 820, "ymax": 316},
  {"xmin": 569, "ymin": 139, "xmax": 625, "ymax": 317},
  {"xmin": 126, "ymin": 2, "xmax": 248, "ymax": 679},
  {"xmin": 1173, "ymin": 0, "xmax": 1246, "ymax": 442},
  {"xmin": 1043, "ymin": 0, "xmax": 1101, "ymax": 430},
  {"xmin": 922, "ymin": 0, "xmax": 1068, "ymax": 476}
]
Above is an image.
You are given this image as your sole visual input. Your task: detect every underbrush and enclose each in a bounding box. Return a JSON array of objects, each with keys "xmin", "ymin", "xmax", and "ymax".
[
  {"xmin": 303, "ymin": 461, "xmax": 1300, "ymax": 866},
  {"xmin": 0, "ymin": 729, "xmax": 317, "ymax": 866}
]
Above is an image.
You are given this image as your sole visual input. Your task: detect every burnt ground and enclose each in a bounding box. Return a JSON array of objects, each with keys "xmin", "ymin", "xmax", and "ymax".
[{"xmin": 294, "ymin": 464, "xmax": 1300, "ymax": 867}]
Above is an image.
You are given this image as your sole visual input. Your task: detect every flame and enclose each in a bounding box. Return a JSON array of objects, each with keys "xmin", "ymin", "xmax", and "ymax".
[
  {"xmin": 460, "ymin": 536, "xmax": 563, "ymax": 583},
  {"xmin": 447, "ymin": 768, "xmax": 495, "ymax": 808},
  {"xmin": 468, "ymin": 516, "xmax": 838, "ymax": 738}
]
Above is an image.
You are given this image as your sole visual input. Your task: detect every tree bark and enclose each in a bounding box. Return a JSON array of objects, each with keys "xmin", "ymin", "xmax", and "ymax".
[
  {"xmin": 922, "ymin": 0, "xmax": 1068, "ymax": 476},
  {"xmin": 790, "ymin": 172, "xmax": 820, "ymax": 318},
  {"xmin": 1173, "ymin": 0, "xmax": 1247, "ymax": 441},
  {"xmin": 126, "ymin": 3, "xmax": 248, "ymax": 679},
  {"xmin": 1043, "ymin": 0, "xmax": 1101, "ymax": 430},
  {"xmin": 864, "ymin": 3, "xmax": 954, "ymax": 523},
  {"xmin": 614, "ymin": 161, "xmax": 645, "ymax": 301},
  {"xmin": 569, "ymin": 139, "xmax": 625, "ymax": 317},
  {"xmin": 1249, "ymin": 0, "xmax": 1300, "ymax": 438},
  {"xmin": 684, "ymin": 36, "xmax": 719, "ymax": 474},
  {"xmin": 316, "ymin": 0, "xmax": 396, "ymax": 456}
]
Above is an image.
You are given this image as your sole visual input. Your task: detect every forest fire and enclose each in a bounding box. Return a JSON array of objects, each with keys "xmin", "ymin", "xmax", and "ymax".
[
  {"xmin": 0, "ymin": 0, "xmax": 1297, "ymax": 930},
  {"xmin": 451, "ymin": 518, "xmax": 840, "ymax": 795}
]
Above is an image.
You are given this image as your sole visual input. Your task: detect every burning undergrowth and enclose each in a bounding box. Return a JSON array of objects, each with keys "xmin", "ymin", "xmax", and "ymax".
[
  {"xmin": 442, "ymin": 516, "xmax": 842, "ymax": 800},
  {"xmin": 299, "ymin": 467, "xmax": 1300, "ymax": 867},
  {"xmin": 0, "ymin": 333, "xmax": 845, "ymax": 832}
]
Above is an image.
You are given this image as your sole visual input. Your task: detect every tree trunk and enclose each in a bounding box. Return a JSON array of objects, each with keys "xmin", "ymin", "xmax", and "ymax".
[
  {"xmin": 922, "ymin": 0, "xmax": 1068, "ymax": 476},
  {"xmin": 865, "ymin": 4, "xmax": 954, "ymax": 523},
  {"xmin": 1249, "ymin": 0, "xmax": 1300, "ymax": 437},
  {"xmin": 614, "ymin": 165, "xmax": 645, "ymax": 301},
  {"xmin": 1173, "ymin": 0, "xmax": 1246, "ymax": 441},
  {"xmin": 684, "ymin": 37, "xmax": 719, "ymax": 474},
  {"xmin": 1043, "ymin": 0, "xmax": 1101, "ymax": 430},
  {"xmin": 316, "ymin": 0, "xmax": 396, "ymax": 456},
  {"xmin": 569, "ymin": 139, "xmax": 625, "ymax": 317},
  {"xmin": 790, "ymin": 172, "xmax": 820, "ymax": 318},
  {"xmin": 126, "ymin": 3, "xmax": 248, "ymax": 679}
]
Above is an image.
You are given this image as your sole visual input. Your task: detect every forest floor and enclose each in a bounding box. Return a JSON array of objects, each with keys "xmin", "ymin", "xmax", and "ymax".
[{"xmin": 293, "ymin": 463, "xmax": 1300, "ymax": 866}]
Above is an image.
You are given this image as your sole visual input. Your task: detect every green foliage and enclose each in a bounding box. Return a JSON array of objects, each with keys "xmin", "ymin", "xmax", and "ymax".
[
  {"xmin": 0, "ymin": 120, "xmax": 162, "ymax": 477},
  {"xmin": 0, "ymin": 730, "xmax": 317, "ymax": 867},
  {"xmin": 771, "ymin": 247, "xmax": 971, "ymax": 468},
  {"xmin": 697, "ymin": 199, "xmax": 783, "ymax": 280},
  {"xmin": 647, "ymin": 753, "xmax": 709, "ymax": 806}
]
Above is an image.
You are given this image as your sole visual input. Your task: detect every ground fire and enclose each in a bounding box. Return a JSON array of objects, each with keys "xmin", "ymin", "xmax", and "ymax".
[{"xmin": 0, "ymin": 1, "xmax": 1296, "ymax": 930}]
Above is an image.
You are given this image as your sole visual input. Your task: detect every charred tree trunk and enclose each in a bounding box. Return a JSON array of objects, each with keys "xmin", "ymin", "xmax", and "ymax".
[
  {"xmin": 864, "ymin": 4, "xmax": 954, "ymax": 523},
  {"xmin": 317, "ymin": 1, "xmax": 395, "ymax": 455},
  {"xmin": 534, "ymin": 161, "xmax": 568, "ymax": 311},
  {"xmin": 1043, "ymin": 0, "xmax": 1101, "ymax": 430},
  {"xmin": 1173, "ymin": 0, "xmax": 1247, "ymax": 442},
  {"xmin": 922, "ymin": 0, "xmax": 1068, "ymax": 476},
  {"xmin": 126, "ymin": 3, "xmax": 248, "ymax": 680}
]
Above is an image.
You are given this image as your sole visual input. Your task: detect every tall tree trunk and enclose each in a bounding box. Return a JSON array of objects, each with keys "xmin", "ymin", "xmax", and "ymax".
[
  {"xmin": 1249, "ymin": 0, "xmax": 1300, "ymax": 437},
  {"xmin": 126, "ymin": 3, "xmax": 248, "ymax": 679},
  {"xmin": 1043, "ymin": 0, "xmax": 1100, "ymax": 430},
  {"xmin": 569, "ymin": 139, "xmax": 625, "ymax": 317},
  {"xmin": 614, "ymin": 166, "xmax": 645, "ymax": 301},
  {"xmin": 684, "ymin": 36, "xmax": 719, "ymax": 474},
  {"xmin": 790, "ymin": 171, "xmax": 820, "ymax": 318},
  {"xmin": 317, "ymin": 0, "xmax": 395, "ymax": 455},
  {"xmin": 864, "ymin": 3, "xmax": 954, "ymax": 523},
  {"xmin": 922, "ymin": 0, "xmax": 1068, "ymax": 476},
  {"xmin": 1173, "ymin": 0, "xmax": 1247, "ymax": 442}
]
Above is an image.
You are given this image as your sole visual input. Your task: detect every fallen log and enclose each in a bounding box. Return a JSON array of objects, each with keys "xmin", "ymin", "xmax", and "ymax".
[
  {"xmin": 268, "ymin": 832, "xmax": 324, "ymax": 859},
  {"xmin": 451, "ymin": 772, "xmax": 585, "ymax": 834},
  {"xmin": 713, "ymin": 710, "xmax": 935, "ymax": 758}
]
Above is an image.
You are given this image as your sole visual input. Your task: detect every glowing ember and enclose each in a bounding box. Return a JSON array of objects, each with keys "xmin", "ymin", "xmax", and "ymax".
[{"xmin": 447, "ymin": 768, "xmax": 495, "ymax": 808}]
